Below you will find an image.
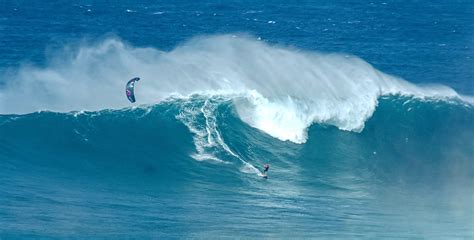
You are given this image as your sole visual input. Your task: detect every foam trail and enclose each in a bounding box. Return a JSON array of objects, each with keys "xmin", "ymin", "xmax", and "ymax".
[
  {"xmin": 176, "ymin": 99, "xmax": 224, "ymax": 163},
  {"xmin": 176, "ymin": 97, "xmax": 261, "ymax": 174},
  {"xmin": 1, "ymin": 35, "xmax": 471, "ymax": 143}
]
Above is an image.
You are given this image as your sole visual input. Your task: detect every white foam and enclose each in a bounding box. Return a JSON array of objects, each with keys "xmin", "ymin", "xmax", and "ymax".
[
  {"xmin": 1, "ymin": 35, "xmax": 471, "ymax": 143},
  {"xmin": 176, "ymin": 97, "xmax": 260, "ymax": 174}
]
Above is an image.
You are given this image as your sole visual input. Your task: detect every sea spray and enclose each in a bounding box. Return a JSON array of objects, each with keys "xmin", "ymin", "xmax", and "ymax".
[{"xmin": 1, "ymin": 35, "xmax": 470, "ymax": 143}]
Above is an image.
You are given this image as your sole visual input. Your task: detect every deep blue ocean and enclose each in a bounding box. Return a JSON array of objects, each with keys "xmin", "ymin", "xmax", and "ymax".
[{"xmin": 1, "ymin": 0, "xmax": 473, "ymax": 238}]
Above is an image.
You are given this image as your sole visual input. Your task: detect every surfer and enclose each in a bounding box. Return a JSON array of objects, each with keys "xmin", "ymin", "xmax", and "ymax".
[{"xmin": 262, "ymin": 164, "xmax": 269, "ymax": 178}]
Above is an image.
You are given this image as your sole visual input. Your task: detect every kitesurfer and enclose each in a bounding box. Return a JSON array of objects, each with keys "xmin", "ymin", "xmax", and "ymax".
[{"xmin": 262, "ymin": 164, "xmax": 269, "ymax": 178}]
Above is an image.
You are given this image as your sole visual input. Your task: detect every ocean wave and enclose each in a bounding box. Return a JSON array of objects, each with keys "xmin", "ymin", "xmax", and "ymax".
[
  {"xmin": 0, "ymin": 35, "xmax": 471, "ymax": 143},
  {"xmin": 1, "ymin": 96, "xmax": 472, "ymax": 179}
]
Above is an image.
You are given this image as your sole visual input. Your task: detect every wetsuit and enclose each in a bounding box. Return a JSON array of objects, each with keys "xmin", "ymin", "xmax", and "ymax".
[{"xmin": 263, "ymin": 164, "xmax": 269, "ymax": 174}]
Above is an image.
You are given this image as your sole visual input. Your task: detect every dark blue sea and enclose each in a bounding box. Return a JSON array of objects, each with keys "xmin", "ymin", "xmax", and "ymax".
[{"xmin": 1, "ymin": 0, "xmax": 473, "ymax": 238}]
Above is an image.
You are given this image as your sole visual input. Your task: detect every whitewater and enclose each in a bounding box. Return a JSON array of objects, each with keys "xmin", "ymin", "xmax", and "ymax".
[{"xmin": 1, "ymin": 35, "xmax": 471, "ymax": 144}]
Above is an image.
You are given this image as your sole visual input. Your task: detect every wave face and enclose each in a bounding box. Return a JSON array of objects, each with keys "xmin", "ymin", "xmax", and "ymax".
[
  {"xmin": 1, "ymin": 95, "xmax": 473, "ymax": 238},
  {"xmin": 1, "ymin": 36, "xmax": 470, "ymax": 144}
]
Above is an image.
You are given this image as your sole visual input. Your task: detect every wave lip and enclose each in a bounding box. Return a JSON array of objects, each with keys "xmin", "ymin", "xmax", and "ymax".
[{"xmin": 1, "ymin": 35, "xmax": 471, "ymax": 143}]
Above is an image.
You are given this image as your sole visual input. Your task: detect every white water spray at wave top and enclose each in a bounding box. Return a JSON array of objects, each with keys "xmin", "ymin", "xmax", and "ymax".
[{"xmin": 0, "ymin": 35, "xmax": 470, "ymax": 143}]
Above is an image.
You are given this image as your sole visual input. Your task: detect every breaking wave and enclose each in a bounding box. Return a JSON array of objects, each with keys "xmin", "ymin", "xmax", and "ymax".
[{"xmin": 0, "ymin": 35, "xmax": 472, "ymax": 143}]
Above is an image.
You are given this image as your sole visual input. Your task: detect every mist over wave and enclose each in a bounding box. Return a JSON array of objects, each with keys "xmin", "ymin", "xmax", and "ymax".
[{"xmin": 0, "ymin": 35, "xmax": 470, "ymax": 143}]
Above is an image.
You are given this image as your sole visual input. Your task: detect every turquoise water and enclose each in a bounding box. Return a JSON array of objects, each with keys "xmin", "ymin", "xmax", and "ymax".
[{"xmin": 0, "ymin": 0, "xmax": 473, "ymax": 238}]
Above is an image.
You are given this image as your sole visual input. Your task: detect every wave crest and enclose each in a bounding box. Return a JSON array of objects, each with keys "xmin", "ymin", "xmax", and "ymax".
[{"xmin": 1, "ymin": 35, "xmax": 470, "ymax": 143}]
